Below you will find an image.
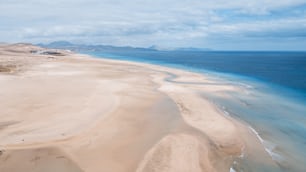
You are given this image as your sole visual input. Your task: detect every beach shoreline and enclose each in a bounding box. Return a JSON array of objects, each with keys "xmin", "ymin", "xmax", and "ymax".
[{"xmin": 0, "ymin": 44, "xmax": 273, "ymax": 172}]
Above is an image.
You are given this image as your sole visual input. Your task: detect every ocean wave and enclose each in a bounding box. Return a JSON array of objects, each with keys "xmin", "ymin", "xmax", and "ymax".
[
  {"xmin": 218, "ymin": 102, "xmax": 284, "ymax": 163},
  {"xmin": 248, "ymin": 126, "xmax": 284, "ymax": 162}
]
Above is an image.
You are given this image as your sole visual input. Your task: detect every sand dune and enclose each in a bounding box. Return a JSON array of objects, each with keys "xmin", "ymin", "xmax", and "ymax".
[{"xmin": 0, "ymin": 44, "xmax": 265, "ymax": 172}]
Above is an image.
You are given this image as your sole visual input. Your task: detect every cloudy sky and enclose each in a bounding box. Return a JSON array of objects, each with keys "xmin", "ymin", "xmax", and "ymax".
[{"xmin": 1, "ymin": 0, "xmax": 306, "ymax": 50}]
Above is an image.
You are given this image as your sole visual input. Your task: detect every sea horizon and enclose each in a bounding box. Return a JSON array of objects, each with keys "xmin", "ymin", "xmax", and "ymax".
[{"xmin": 2, "ymin": 0, "xmax": 306, "ymax": 171}]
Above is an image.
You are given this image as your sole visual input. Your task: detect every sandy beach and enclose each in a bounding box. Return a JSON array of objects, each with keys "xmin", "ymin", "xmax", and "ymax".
[{"xmin": 0, "ymin": 44, "xmax": 272, "ymax": 172}]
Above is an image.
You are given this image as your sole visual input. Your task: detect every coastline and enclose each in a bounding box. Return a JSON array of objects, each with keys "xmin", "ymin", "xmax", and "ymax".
[{"xmin": 0, "ymin": 44, "xmax": 273, "ymax": 172}]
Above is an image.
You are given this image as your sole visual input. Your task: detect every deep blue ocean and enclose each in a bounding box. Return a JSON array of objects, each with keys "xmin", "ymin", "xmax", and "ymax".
[
  {"xmin": 82, "ymin": 50, "xmax": 306, "ymax": 172},
  {"xmin": 84, "ymin": 50, "xmax": 306, "ymax": 94}
]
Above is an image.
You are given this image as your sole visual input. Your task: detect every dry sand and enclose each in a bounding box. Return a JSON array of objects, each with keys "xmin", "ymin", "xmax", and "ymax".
[{"xmin": 0, "ymin": 44, "xmax": 266, "ymax": 172}]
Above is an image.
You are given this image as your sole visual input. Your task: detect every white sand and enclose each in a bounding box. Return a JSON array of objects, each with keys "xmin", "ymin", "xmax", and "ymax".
[{"xmin": 0, "ymin": 44, "xmax": 267, "ymax": 172}]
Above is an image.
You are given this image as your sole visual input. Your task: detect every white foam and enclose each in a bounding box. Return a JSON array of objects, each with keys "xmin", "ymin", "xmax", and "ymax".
[
  {"xmin": 222, "ymin": 109, "xmax": 230, "ymax": 116},
  {"xmin": 218, "ymin": 105, "xmax": 230, "ymax": 116},
  {"xmin": 248, "ymin": 126, "xmax": 264, "ymax": 143},
  {"xmin": 239, "ymin": 146, "xmax": 246, "ymax": 158},
  {"xmin": 230, "ymin": 167, "xmax": 237, "ymax": 172},
  {"xmin": 248, "ymin": 126, "xmax": 284, "ymax": 162}
]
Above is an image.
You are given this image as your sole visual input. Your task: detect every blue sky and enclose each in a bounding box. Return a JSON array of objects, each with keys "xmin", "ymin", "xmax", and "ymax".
[{"xmin": 1, "ymin": 0, "xmax": 306, "ymax": 50}]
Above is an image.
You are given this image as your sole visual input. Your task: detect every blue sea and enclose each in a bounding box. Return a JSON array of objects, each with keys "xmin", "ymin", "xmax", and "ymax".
[{"xmin": 82, "ymin": 50, "xmax": 306, "ymax": 172}]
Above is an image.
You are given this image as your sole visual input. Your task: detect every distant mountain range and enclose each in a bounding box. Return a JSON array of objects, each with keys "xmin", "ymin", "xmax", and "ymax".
[{"xmin": 37, "ymin": 41, "xmax": 212, "ymax": 52}]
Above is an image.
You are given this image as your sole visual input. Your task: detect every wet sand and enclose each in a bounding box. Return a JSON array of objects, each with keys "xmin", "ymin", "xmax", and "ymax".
[{"xmin": 0, "ymin": 44, "xmax": 271, "ymax": 172}]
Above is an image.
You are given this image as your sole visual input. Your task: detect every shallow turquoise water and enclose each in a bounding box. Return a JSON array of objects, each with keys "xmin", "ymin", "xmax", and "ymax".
[{"xmin": 84, "ymin": 50, "xmax": 306, "ymax": 171}]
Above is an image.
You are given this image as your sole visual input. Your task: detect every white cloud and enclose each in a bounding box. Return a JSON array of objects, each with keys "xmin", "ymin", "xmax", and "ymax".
[{"xmin": 0, "ymin": 0, "xmax": 306, "ymax": 49}]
